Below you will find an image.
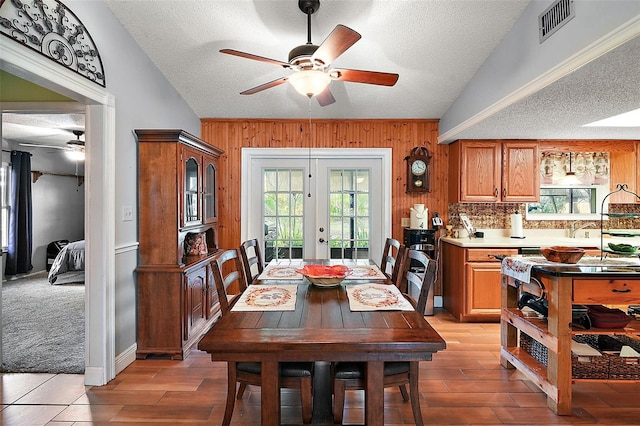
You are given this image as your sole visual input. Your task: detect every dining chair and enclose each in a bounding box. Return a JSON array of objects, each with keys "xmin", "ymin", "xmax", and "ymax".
[
  {"xmin": 239, "ymin": 238, "xmax": 264, "ymax": 285},
  {"xmin": 380, "ymin": 236, "xmax": 402, "ymax": 280},
  {"xmin": 211, "ymin": 249, "xmax": 314, "ymax": 425},
  {"xmin": 332, "ymin": 249, "xmax": 437, "ymax": 426}
]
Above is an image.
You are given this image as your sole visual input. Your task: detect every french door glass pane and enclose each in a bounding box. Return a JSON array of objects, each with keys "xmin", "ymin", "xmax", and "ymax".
[
  {"xmin": 328, "ymin": 168, "xmax": 370, "ymax": 260},
  {"xmin": 263, "ymin": 169, "xmax": 304, "ymax": 262}
]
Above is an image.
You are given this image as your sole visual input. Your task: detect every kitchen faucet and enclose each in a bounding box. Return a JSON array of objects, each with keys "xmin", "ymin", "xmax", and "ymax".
[{"xmin": 569, "ymin": 221, "xmax": 596, "ymax": 238}]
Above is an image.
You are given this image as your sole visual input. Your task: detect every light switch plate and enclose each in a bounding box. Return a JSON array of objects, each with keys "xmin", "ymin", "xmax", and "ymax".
[
  {"xmin": 122, "ymin": 206, "xmax": 133, "ymax": 222},
  {"xmin": 401, "ymin": 218, "xmax": 410, "ymax": 227}
]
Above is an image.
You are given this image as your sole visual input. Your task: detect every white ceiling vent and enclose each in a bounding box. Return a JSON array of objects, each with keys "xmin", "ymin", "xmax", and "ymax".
[{"xmin": 539, "ymin": 0, "xmax": 575, "ymax": 43}]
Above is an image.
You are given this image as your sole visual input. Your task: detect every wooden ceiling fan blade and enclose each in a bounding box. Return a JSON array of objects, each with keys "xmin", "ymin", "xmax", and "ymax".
[
  {"xmin": 240, "ymin": 77, "xmax": 289, "ymax": 95},
  {"xmin": 316, "ymin": 87, "xmax": 336, "ymax": 107},
  {"xmin": 220, "ymin": 49, "xmax": 292, "ymax": 68},
  {"xmin": 311, "ymin": 24, "xmax": 361, "ymax": 65},
  {"xmin": 329, "ymin": 68, "xmax": 399, "ymax": 86}
]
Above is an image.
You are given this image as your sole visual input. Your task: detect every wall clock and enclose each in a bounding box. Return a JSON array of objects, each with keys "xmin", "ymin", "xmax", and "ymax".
[{"xmin": 405, "ymin": 146, "xmax": 432, "ymax": 194}]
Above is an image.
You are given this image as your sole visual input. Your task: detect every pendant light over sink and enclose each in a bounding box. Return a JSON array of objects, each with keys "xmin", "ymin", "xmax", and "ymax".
[{"xmin": 560, "ymin": 152, "xmax": 581, "ymax": 185}]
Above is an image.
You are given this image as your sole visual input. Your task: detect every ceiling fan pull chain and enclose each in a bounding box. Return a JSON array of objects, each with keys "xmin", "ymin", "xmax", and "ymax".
[{"xmin": 307, "ymin": 98, "xmax": 313, "ymax": 198}]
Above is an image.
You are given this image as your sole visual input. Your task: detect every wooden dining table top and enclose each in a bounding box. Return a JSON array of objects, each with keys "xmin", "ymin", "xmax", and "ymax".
[{"xmin": 197, "ymin": 260, "xmax": 446, "ymax": 425}]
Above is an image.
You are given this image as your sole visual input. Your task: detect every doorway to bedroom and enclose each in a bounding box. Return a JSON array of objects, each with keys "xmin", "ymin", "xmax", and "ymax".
[{"xmin": 1, "ymin": 110, "xmax": 86, "ymax": 374}]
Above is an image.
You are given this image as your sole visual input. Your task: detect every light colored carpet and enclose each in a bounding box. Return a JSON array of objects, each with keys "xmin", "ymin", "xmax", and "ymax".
[{"xmin": 1, "ymin": 270, "xmax": 85, "ymax": 373}]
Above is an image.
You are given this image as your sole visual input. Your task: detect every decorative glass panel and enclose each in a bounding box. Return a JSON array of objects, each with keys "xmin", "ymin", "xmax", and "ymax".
[
  {"xmin": 203, "ymin": 163, "xmax": 216, "ymax": 221},
  {"xmin": 328, "ymin": 168, "xmax": 370, "ymax": 259},
  {"xmin": 263, "ymin": 168, "xmax": 304, "ymax": 261},
  {"xmin": 185, "ymin": 158, "xmax": 199, "ymax": 223}
]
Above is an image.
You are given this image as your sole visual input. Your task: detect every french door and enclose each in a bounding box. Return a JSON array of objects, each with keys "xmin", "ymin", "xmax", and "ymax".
[{"xmin": 242, "ymin": 148, "xmax": 391, "ymax": 262}]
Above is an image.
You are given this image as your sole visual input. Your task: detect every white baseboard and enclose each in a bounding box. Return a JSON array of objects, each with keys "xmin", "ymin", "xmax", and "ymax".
[{"xmin": 115, "ymin": 343, "xmax": 137, "ymax": 375}]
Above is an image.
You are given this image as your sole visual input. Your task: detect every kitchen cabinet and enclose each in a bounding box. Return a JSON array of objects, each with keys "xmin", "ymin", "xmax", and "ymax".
[
  {"xmin": 135, "ymin": 129, "xmax": 224, "ymax": 359},
  {"xmin": 500, "ymin": 264, "xmax": 640, "ymax": 415},
  {"xmin": 441, "ymin": 242, "xmax": 518, "ymax": 322},
  {"xmin": 448, "ymin": 140, "xmax": 539, "ymax": 203}
]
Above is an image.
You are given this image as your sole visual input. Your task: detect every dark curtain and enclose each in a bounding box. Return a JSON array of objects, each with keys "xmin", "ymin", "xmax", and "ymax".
[{"xmin": 5, "ymin": 151, "xmax": 33, "ymax": 276}]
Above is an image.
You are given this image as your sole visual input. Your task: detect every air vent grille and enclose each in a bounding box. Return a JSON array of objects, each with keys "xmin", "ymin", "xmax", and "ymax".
[{"xmin": 539, "ymin": 0, "xmax": 575, "ymax": 43}]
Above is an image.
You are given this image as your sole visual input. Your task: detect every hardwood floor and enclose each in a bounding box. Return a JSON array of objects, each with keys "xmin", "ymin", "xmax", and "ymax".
[{"xmin": 2, "ymin": 309, "xmax": 640, "ymax": 425}]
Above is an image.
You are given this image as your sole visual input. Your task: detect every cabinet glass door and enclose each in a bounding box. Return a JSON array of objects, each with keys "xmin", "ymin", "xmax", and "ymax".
[
  {"xmin": 203, "ymin": 162, "xmax": 217, "ymax": 223},
  {"xmin": 184, "ymin": 157, "xmax": 200, "ymax": 225}
]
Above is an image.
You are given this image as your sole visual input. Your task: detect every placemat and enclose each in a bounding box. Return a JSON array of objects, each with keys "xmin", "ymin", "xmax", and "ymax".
[
  {"xmin": 258, "ymin": 260, "xmax": 387, "ymax": 281},
  {"xmin": 231, "ymin": 285, "xmax": 297, "ymax": 311},
  {"xmin": 346, "ymin": 283, "xmax": 414, "ymax": 311}
]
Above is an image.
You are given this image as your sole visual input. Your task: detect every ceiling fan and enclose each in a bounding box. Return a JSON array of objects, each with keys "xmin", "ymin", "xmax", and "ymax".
[
  {"xmin": 20, "ymin": 129, "xmax": 85, "ymax": 161},
  {"xmin": 220, "ymin": 0, "xmax": 399, "ymax": 106}
]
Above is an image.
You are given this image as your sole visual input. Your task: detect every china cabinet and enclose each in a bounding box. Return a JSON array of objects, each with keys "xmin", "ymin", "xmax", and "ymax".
[
  {"xmin": 448, "ymin": 140, "xmax": 539, "ymax": 203},
  {"xmin": 135, "ymin": 129, "xmax": 224, "ymax": 359}
]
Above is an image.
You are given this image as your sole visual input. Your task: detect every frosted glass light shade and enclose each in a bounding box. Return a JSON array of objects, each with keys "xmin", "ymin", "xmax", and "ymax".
[
  {"xmin": 289, "ymin": 70, "xmax": 331, "ymax": 97},
  {"xmin": 65, "ymin": 149, "xmax": 85, "ymax": 162}
]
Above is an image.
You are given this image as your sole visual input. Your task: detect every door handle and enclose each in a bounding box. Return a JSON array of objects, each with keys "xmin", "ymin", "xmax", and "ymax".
[{"xmin": 319, "ymin": 238, "xmax": 327, "ymax": 243}]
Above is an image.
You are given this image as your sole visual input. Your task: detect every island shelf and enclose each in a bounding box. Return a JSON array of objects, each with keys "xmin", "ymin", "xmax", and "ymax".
[{"xmin": 500, "ymin": 264, "xmax": 640, "ymax": 415}]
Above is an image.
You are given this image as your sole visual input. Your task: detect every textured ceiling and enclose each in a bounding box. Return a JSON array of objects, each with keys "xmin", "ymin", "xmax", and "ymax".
[
  {"xmin": 3, "ymin": 1, "xmax": 638, "ymax": 147},
  {"xmin": 103, "ymin": 0, "xmax": 530, "ymax": 120},
  {"xmin": 452, "ymin": 35, "xmax": 640, "ymax": 140}
]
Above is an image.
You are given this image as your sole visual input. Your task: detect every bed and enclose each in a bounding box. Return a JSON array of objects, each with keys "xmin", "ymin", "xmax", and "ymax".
[{"xmin": 48, "ymin": 240, "xmax": 85, "ymax": 284}]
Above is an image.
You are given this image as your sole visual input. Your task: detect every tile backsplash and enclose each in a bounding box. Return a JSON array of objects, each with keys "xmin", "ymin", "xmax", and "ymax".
[{"xmin": 447, "ymin": 203, "xmax": 640, "ymax": 230}]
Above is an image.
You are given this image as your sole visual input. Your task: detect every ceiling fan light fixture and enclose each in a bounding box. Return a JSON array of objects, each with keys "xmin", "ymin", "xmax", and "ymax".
[
  {"xmin": 289, "ymin": 70, "xmax": 331, "ymax": 98},
  {"xmin": 65, "ymin": 149, "xmax": 85, "ymax": 162}
]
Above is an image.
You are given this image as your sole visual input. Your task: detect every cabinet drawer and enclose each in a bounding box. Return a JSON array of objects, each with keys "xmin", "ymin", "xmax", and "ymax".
[
  {"xmin": 573, "ymin": 279, "xmax": 640, "ymax": 304},
  {"xmin": 466, "ymin": 248, "xmax": 518, "ymax": 262}
]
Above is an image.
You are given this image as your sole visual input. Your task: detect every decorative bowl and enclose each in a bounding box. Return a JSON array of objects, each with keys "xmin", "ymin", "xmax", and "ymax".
[
  {"xmin": 296, "ymin": 265, "xmax": 352, "ymax": 288},
  {"xmin": 303, "ymin": 275, "xmax": 347, "ymax": 287},
  {"xmin": 540, "ymin": 246, "xmax": 586, "ymax": 264}
]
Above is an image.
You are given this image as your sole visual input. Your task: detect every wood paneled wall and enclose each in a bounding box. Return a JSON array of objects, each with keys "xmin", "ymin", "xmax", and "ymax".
[{"xmin": 200, "ymin": 119, "xmax": 446, "ymax": 250}]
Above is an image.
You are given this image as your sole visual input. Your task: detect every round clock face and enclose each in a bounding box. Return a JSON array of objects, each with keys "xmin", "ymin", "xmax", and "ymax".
[{"xmin": 411, "ymin": 159, "xmax": 426, "ymax": 176}]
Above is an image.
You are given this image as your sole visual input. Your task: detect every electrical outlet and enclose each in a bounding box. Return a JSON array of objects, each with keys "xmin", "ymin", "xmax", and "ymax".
[
  {"xmin": 122, "ymin": 206, "xmax": 133, "ymax": 222},
  {"xmin": 401, "ymin": 218, "xmax": 410, "ymax": 227}
]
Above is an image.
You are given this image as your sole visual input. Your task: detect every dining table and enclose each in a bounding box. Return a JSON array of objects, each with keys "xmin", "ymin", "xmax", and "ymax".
[{"xmin": 198, "ymin": 259, "xmax": 446, "ymax": 425}]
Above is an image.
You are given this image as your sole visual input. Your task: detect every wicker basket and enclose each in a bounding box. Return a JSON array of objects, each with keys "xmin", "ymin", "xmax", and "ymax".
[
  {"xmin": 519, "ymin": 332, "xmax": 609, "ymax": 379},
  {"xmin": 600, "ymin": 335, "xmax": 640, "ymax": 380}
]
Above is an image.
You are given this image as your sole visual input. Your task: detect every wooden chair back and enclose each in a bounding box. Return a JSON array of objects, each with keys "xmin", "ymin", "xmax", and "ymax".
[
  {"xmin": 402, "ymin": 249, "xmax": 437, "ymax": 315},
  {"xmin": 380, "ymin": 237, "xmax": 401, "ymax": 279},
  {"xmin": 211, "ymin": 249, "xmax": 247, "ymax": 314},
  {"xmin": 239, "ymin": 238, "xmax": 264, "ymax": 285}
]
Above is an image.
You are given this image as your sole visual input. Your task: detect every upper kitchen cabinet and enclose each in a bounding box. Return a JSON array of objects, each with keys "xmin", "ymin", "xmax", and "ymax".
[{"xmin": 449, "ymin": 140, "xmax": 539, "ymax": 203}]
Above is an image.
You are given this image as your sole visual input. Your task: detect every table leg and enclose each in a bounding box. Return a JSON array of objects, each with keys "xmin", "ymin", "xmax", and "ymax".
[
  {"xmin": 365, "ymin": 361, "xmax": 384, "ymax": 426},
  {"xmin": 261, "ymin": 360, "xmax": 281, "ymax": 426}
]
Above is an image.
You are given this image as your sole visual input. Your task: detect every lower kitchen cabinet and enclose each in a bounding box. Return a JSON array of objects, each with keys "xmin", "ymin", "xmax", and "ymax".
[{"xmin": 442, "ymin": 242, "xmax": 518, "ymax": 322}]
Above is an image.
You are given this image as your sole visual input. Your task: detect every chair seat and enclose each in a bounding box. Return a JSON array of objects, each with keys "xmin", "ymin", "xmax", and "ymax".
[
  {"xmin": 236, "ymin": 361, "xmax": 314, "ymax": 377},
  {"xmin": 333, "ymin": 361, "xmax": 409, "ymax": 380}
]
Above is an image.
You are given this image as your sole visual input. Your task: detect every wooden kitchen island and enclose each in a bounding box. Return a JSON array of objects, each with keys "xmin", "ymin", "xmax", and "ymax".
[{"xmin": 500, "ymin": 256, "xmax": 640, "ymax": 415}]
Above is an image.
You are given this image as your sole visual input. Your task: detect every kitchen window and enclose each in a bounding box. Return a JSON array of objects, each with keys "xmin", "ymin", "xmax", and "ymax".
[{"xmin": 526, "ymin": 151, "xmax": 609, "ymax": 220}]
